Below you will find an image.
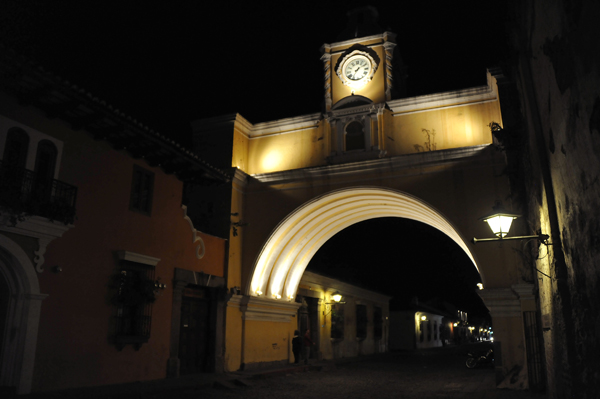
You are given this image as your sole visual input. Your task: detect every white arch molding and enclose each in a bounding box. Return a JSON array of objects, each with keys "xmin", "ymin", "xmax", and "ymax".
[
  {"xmin": 247, "ymin": 187, "xmax": 483, "ymax": 301},
  {"xmin": 0, "ymin": 235, "xmax": 46, "ymax": 394}
]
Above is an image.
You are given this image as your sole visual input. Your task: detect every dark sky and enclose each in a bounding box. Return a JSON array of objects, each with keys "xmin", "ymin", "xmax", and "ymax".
[
  {"xmin": 2, "ymin": 1, "xmax": 505, "ymax": 317},
  {"xmin": 1, "ymin": 0, "xmax": 509, "ymax": 147}
]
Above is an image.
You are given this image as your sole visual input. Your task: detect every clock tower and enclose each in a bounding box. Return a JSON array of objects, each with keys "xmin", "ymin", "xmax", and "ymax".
[
  {"xmin": 321, "ymin": 7, "xmax": 406, "ymax": 164},
  {"xmin": 321, "ymin": 6, "xmax": 406, "ymax": 111}
]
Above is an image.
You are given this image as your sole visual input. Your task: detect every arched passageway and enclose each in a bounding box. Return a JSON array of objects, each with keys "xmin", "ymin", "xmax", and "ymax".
[{"xmin": 247, "ymin": 187, "xmax": 483, "ymax": 301}]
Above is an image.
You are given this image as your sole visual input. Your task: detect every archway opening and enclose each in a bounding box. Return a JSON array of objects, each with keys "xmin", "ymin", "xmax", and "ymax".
[
  {"xmin": 307, "ymin": 217, "xmax": 487, "ymax": 316},
  {"xmin": 247, "ymin": 187, "xmax": 483, "ymax": 303}
]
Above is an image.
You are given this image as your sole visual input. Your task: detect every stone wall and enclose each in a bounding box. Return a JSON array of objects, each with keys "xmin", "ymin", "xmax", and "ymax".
[{"xmin": 500, "ymin": 1, "xmax": 600, "ymax": 397}]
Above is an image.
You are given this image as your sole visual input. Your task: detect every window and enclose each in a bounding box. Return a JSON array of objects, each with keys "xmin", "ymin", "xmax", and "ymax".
[
  {"xmin": 113, "ymin": 259, "xmax": 157, "ymax": 350},
  {"xmin": 374, "ymin": 307, "xmax": 383, "ymax": 339},
  {"xmin": 331, "ymin": 304, "xmax": 344, "ymax": 339},
  {"xmin": 356, "ymin": 304, "xmax": 367, "ymax": 340},
  {"xmin": 434, "ymin": 321, "xmax": 438, "ymax": 340},
  {"xmin": 427, "ymin": 320, "xmax": 432, "ymax": 342},
  {"xmin": 130, "ymin": 165, "xmax": 154, "ymax": 215},
  {"xmin": 2, "ymin": 127, "xmax": 29, "ymax": 170},
  {"xmin": 345, "ymin": 121, "xmax": 365, "ymax": 151},
  {"xmin": 419, "ymin": 322, "xmax": 424, "ymax": 343}
]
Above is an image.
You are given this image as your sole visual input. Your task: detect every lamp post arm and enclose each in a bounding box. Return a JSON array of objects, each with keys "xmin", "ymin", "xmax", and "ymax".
[{"xmin": 472, "ymin": 234, "xmax": 550, "ymax": 244}]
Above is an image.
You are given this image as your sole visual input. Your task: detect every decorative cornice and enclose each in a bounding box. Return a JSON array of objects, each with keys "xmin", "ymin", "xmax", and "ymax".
[
  {"xmin": 478, "ymin": 288, "xmax": 521, "ymax": 318},
  {"xmin": 388, "ymin": 75, "xmax": 497, "ymax": 116},
  {"xmin": 251, "ymin": 144, "xmax": 491, "ymax": 185},
  {"xmin": 227, "ymin": 295, "xmax": 301, "ymax": 322},
  {"xmin": 181, "ymin": 205, "xmax": 205, "ymax": 259},
  {"xmin": 0, "ymin": 215, "xmax": 73, "ymax": 273},
  {"xmin": 116, "ymin": 250, "xmax": 160, "ymax": 266},
  {"xmin": 324, "ymin": 32, "xmax": 394, "ymax": 51},
  {"xmin": 250, "ymin": 114, "xmax": 322, "ymax": 139}
]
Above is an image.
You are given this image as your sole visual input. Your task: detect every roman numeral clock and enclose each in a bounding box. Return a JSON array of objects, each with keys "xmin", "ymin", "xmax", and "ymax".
[{"xmin": 336, "ymin": 49, "xmax": 378, "ymax": 92}]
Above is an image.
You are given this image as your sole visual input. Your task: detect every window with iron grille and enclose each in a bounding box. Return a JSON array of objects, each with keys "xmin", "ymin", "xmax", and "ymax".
[
  {"xmin": 130, "ymin": 165, "xmax": 154, "ymax": 215},
  {"xmin": 113, "ymin": 261, "xmax": 156, "ymax": 350}
]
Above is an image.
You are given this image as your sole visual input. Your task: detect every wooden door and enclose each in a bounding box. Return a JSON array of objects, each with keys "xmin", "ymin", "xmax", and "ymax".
[{"xmin": 179, "ymin": 290, "xmax": 210, "ymax": 375}]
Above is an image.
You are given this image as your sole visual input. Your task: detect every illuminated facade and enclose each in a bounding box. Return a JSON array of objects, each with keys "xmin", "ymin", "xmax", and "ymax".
[{"xmin": 190, "ymin": 8, "xmax": 538, "ymax": 389}]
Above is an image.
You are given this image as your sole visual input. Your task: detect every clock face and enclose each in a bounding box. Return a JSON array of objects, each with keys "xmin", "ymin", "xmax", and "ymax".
[{"xmin": 344, "ymin": 56, "xmax": 371, "ymax": 82}]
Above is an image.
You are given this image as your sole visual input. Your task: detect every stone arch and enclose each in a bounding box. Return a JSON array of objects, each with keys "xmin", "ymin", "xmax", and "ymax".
[
  {"xmin": 0, "ymin": 235, "xmax": 46, "ymax": 394},
  {"xmin": 247, "ymin": 187, "xmax": 483, "ymax": 301}
]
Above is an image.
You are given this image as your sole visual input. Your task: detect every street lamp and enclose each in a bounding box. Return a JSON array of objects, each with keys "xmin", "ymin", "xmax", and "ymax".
[
  {"xmin": 324, "ymin": 291, "xmax": 345, "ymax": 317},
  {"xmin": 472, "ymin": 203, "xmax": 550, "ymax": 244}
]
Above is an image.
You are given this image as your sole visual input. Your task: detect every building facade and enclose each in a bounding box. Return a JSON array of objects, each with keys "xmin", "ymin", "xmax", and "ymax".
[{"xmin": 0, "ymin": 51, "xmax": 230, "ymax": 393}]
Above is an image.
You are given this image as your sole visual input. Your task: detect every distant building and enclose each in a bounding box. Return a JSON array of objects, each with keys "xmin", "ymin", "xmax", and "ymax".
[
  {"xmin": 389, "ymin": 301, "xmax": 468, "ymax": 350},
  {"xmin": 298, "ymin": 271, "xmax": 391, "ymax": 362}
]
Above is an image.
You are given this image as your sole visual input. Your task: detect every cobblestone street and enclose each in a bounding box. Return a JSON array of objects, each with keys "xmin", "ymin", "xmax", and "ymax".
[{"xmin": 171, "ymin": 345, "xmax": 546, "ymax": 399}]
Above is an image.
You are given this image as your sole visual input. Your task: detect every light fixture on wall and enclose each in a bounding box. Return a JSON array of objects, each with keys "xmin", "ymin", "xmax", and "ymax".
[
  {"xmin": 324, "ymin": 291, "xmax": 345, "ymax": 317},
  {"xmin": 420, "ymin": 315, "xmax": 428, "ymax": 321},
  {"xmin": 472, "ymin": 203, "xmax": 549, "ymax": 244}
]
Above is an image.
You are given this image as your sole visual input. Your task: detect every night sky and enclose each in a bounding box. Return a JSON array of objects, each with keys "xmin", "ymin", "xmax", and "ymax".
[{"xmin": 1, "ymin": 1, "xmax": 507, "ymax": 317}]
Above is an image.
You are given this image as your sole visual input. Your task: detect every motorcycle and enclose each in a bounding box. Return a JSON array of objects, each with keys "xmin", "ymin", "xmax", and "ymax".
[{"xmin": 465, "ymin": 348, "xmax": 494, "ymax": 368}]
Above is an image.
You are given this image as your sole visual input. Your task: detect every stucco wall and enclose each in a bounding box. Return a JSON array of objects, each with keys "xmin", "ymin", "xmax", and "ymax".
[{"xmin": 0, "ymin": 95, "xmax": 227, "ymax": 392}]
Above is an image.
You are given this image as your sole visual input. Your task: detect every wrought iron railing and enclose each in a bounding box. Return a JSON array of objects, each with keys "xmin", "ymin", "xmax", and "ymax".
[{"xmin": 0, "ymin": 160, "xmax": 77, "ymax": 224}]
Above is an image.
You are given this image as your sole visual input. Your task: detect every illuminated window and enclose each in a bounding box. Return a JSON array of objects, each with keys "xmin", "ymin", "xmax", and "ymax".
[
  {"xmin": 345, "ymin": 121, "xmax": 365, "ymax": 151},
  {"xmin": 130, "ymin": 165, "xmax": 154, "ymax": 215}
]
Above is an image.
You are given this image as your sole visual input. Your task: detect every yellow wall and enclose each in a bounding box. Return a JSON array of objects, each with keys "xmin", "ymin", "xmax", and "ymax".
[
  {"xmin": 247, "ymin": 124, "xmax": 326, "ymax": 174},
  {"xmin": 243, "ymin": 320, "xmax": 295, "ymax": 364},
  {"xmin": 387, "ymin": 102, "xmax": 498, "ymax": 155}
]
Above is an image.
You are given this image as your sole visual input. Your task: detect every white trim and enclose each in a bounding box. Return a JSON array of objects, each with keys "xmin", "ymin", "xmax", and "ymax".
[
  {"xmin": 0, "ymin": 234, "xmax": 46, "ymax": 394},
  {"xmin": 181, "ymin": 205, "xmax": 205, "ymax": 259},
  {"xmin": 0, "ymin": 215, "xmax": 73, "ymax": 273},
  {"xmin": 478, "ymin": 288, "xmax": 522, "ymax": 318},
  {"xmin": 234, "ymin": 296, "xmax": 301, "ymax": 323},
  {"xmin": 247, "ymin": 187, "xmax": 483, "ymax": 302},
  {"xmin": 324, "ymin": 31, "xmax": 394, "ymax": 50},
  {"xmin": 116, "ymin": 251, "xmax": 160, "ymax": 266},
  {"xmin": 0, "ymin": 115, "xmax": 64, "ymax": 180}
]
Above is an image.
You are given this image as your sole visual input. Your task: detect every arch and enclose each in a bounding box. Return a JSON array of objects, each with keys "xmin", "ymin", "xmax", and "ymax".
[
  {"xmin": 332, "ymin": 94, "xmax": 373, "ymax": 110},
  {"xmin": 247, "ymin": 187, "xmax": 482, "ymax": 301},
  {"xmin": 0, "ymin": 235, "xmax": 45, "ymax": 394}
]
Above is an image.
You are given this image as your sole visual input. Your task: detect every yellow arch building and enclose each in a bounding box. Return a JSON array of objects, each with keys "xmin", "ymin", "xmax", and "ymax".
[{"xmin": 191, "ymin": 13, "xmax": 536, "ymax": 389}]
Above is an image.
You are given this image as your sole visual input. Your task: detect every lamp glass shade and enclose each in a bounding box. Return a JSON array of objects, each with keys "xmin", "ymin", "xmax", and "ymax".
[
  {"xmin": 332, "ymin": 292, "xmax": 342, "ymax": 302},
  {"xmin": 483, "ymin": 214, "xmax": 517, "ymax": 237}
]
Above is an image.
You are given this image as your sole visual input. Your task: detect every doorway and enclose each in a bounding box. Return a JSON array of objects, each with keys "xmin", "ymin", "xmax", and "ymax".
[
  {"xmin": 298, "ymin": 295, "xmax": 320, "ymax": 361},
  {"xmin": 179, "ymin": 286, "xmax": 211, "ymax": 375}
]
